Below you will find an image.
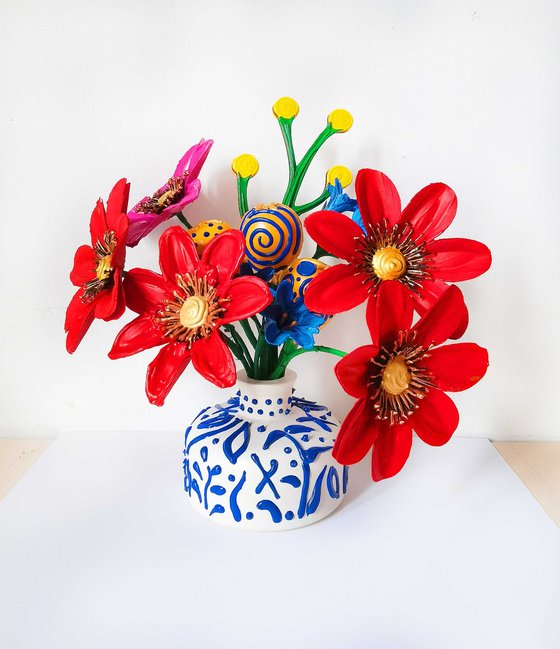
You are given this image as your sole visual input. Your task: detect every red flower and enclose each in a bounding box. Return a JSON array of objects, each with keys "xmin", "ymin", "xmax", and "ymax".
[
  {"xmin": 304, "ymin": 169, "xmax": 491, "ymax": 337},
  {"xmin": 333, "ymin": 281, "xmax": 489, "ymax": 481},
  {"xmin": 109, "ymin": 226, "xmax": 272, "ymax": 405},
  {"xmin": 65, "ymin": 178, "xmax": 130, "ymax": 353}
]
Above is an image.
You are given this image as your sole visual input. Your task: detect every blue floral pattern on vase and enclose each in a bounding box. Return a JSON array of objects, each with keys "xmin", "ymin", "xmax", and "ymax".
[{"xmin": 183, "ymin": 371, "xmax": 347, "ymax": 531}]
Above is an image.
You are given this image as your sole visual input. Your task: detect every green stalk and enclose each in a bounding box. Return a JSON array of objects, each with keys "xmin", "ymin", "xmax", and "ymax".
[
  {"xmin": 266, "ymin": 345, "xmax": 347, "ymax": 380},
  {"xmin": 224, "ymin": 324, "xmax": 253, "ymax": 374},
  {"xmin": 283, "ymin": 125, "xmax": 336, "ymax": 207},
  {"xmin": 223, "ymin": 333, "xmax": 252, "ymax": 376},
  {"xmin": 176, "ymin": 212, "xmax": 192, "ymax": 228},
  {"xmin": 294, "ymin": 187, "xmax": 330, "ymax": 215},
  {"xmin": 236, "ymin": 175, "xmax": 250, "ymax": 217},
  {"xmin": 279, "ymin": 117, "xmax": 297, "ymax": 184},
  {"xmin": 240, "ymin": 319, "xmax": 258, "ymax": 348}
]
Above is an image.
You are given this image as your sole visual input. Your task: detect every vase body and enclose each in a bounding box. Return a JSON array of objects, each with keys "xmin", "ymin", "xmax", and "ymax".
[{"xmin": 183, "ymin": 370, "xmax": 347, "ymax": 531}]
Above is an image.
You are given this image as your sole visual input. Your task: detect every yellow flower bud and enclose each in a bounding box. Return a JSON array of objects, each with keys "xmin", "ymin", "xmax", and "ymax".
[
  {"xmin": 231, "ymin": 154, "xmax": 259, "ymax": 179},
  {"xmin": 272, "ymin": 97, "xmax": 300, "ymax": 120},
  {"xmin": 328, "ymin": 108, "xmax": 353, "ymax": 133},
  {"xmin": 326, "ymin": 165, "xmax": 352, "ymax": 188}
]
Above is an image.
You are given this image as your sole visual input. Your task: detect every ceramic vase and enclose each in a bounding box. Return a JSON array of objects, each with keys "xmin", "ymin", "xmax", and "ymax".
[{"xmin": 183, "ymin": 370, "xmax": 347, "ymax": 531}]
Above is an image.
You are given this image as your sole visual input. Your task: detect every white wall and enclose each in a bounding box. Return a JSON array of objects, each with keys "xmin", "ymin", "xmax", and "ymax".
[{"xmin": 1, "ymin": 0, "xmax": 559, "ymax": 440}]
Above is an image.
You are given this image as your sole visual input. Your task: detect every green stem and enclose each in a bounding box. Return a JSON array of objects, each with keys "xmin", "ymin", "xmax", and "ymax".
[
  {"xmin": 236, "ymin": 175, "xmax": 249, "ymax": 217},
  {"xmin": 176, "ymin": 212, "xmax": 192, "ymax": 228},
  {"xmin": 312, "ymin": 244, "xmax": 330, "ymax": 259},
  {"xmin": 279, "ymin": 117, "xmax": 297, "ymax": 184},
  {"xmin": 283, "ymin": 125, "xmax": 336, "ymax": 207},
  {"xmin": 223, "ymin": 333, "xmax": 252, "ymax": 376},
  {"xmin": 294, "ymin": 187, "xmax": 329, "ymax": 215},
  {"xmin": 224, "ymin": 324, "xmax": 253, "ymax": 373},
  {"xmin": 240, "ymin": 319, "xmax": 258, "ymax": 348},
  {"xmin": 266, "ymin": 344, "xmax": 347, "ymax": 380}
]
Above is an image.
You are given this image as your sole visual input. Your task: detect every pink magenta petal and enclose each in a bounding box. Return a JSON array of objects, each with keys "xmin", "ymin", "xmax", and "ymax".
[{"xmin": 173, "ymin": 139, "xmax": 214, "ymax": 178}]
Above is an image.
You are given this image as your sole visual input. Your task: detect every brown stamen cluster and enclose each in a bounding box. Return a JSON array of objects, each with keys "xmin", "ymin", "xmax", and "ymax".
[
  {"xmin": 367, "ymin": 331, "xmax": 435, "ymax": 425},
  {"xmin": 156, "ymin": 273, "xmax": 228, "ymax": 347},
  {"xmin": 82, "ymin": 231, "xmax": 117, "ymax": 301},
  {"xmin": 354, "ymin": 219, "xmax": 431, "ymax": 294},
  {"xmin": 136, "ymin": 173, "xmax": 187, "ymax": 214}
]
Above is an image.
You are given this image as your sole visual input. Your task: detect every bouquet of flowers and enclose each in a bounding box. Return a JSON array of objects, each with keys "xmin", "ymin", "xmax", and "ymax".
[{"xmin": 65, "ymin": 97, "xmax": 491, "ymax": 483}]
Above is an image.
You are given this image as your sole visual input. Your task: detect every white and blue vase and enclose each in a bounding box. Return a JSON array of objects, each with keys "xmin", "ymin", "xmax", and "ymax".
[{"xmin": 183, "ymin": 370, "xmax": 347, "ymax": 531}]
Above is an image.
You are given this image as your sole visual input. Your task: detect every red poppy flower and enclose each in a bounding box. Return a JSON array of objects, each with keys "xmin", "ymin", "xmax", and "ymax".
[
  {"xmin": 65, "ymin": 178, "xmax": 130, "ymax": 353},
  {"xmin": 304, "ymin": 169, "xmax": 491, "ymax": 337},
  {"xmin": 109, "ymin": 226, "xmax": 272, "ymax": 405},
  {"xmin": 333, "ymin": 281, "xmax": 489, "ymax": 481}
]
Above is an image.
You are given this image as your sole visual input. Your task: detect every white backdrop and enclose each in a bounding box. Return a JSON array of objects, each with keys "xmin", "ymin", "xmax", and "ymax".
[{"xmin": 1, "ymin": 0, "xmax": 558, "ymax": 440}]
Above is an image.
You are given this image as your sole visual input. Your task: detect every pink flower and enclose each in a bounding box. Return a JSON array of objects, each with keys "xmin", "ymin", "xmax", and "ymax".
[{"xmin": 126, "ymin": 139, "xmax": 213, "ymax": 247}]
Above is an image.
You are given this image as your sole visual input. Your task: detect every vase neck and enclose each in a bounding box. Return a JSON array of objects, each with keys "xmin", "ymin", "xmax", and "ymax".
[{"xmin": 235, "ymin": 370, "xmax": 296, "ymax": 421}]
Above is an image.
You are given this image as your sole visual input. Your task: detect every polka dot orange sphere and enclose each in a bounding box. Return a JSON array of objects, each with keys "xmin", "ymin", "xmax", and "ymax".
[{"xmin": 188, "ymin": 220, "xmax": 232, "ymax": 255}]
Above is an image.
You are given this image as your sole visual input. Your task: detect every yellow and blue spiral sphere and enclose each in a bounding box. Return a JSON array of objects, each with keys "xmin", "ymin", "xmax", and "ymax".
[{"xmin": 240, "ymin": 203, "xmax": 303, "ymax": 271}]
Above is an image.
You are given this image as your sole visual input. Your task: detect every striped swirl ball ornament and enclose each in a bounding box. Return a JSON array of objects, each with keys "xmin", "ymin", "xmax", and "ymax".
[{"xmin": 240, "ymin": 203, "xmax": 303, "ymax": 271}]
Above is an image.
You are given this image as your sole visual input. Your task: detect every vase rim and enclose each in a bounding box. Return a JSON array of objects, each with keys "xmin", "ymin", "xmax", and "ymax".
[{"xmin": 236, "ymin": 369, "xmax": 297, "ymax": 386}]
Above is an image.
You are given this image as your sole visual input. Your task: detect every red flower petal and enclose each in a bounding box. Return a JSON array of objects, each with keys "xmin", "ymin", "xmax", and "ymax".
[
  {"xmin": 333, "ymin": 399, "xmax": 381, "ymax": 465},
  {"xmin": 158, "ymin": 226, "xmax": 199, "ymax": 286},
  {"xmin": 219, "ymin": 276, "xmax": 272, "ymax": 324},
  {"xmin": 410, "ymin": 389, "xmax": 459, "ymax": 446},
  {"xmin": 304, "ymin": 211, "xmax": 364, "ymax": 262},
  {"xmin": 424, "ymin": 343, "xmax": 489, "ymax": 392},
  {"xmin": 400, "ymin": 183, "xmax": 457, "ymax": 243},
  {"xmin": 69, "ymin": 245, "xmax": 95, "ymax": 287},
  {"xmin": 335, "ymin": 345, "xmax": 379, "ymax": 399},
  {"xmin": 123, "ymin": 268, "xmax": 168, "ymax": 314},
  {"xmin": 146, "ymin": 341, "xmax": 192, "ymax": 406},
  {"xmin": 201, "ymin": 229, "xmax": 245, "ymax": 284},
  {"xmin": 89, "ymin": 199, "xmax": 107, "ymax": 246},
  {"xmin": 428, "ymin": 238, "xmax": 492, "ymax": 281},
  {"xmin": 413, "ymin": 285, "xmax": 468, "ymax": 348},
  {"xmin": 65, "ymin": 290, "xmax": 95, "ymax": 353},
  {"xmin": 371, "ymin": 418, "xmax": 413, "ymax": 481},
  {"xmin": 191, "ymin": 332, "xmax": 236, "ymax": 388},
  {"xmin": 367, "ymin": 281, "xmax": 413, "ymax": 348},
  {"xmin": 355, "ymin": 169, "xmax": 401, "ymax": 230},
  {"xmin": 111, "ymin": 213, "xmax": 129, "ymax": 270},
  {"xmin": 94, "ymin": 273, "xmax": 124, "ymax": 321},
  {"xmin": 105, "ymin": 178, "xmax": 130, "ymax": 233},
  {"xmin": 109, "ymin": 313, "xmax": 164, "ymax": 359},
  {"xmin": 411, "ymin": 278, "xmax": 468, "ymax": 340},
  {"xmin": 304, "ymin": 263, "xmax": 369, "ymax": 314}
]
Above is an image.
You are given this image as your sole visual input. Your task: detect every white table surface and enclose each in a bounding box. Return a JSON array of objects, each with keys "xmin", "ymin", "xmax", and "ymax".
[{"xmin": 1, "ymin": 433, "xmax": 558, "ymax": 649}]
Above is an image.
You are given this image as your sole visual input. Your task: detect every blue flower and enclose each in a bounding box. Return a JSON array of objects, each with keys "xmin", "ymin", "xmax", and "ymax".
[
  {"xmin": 325, "ymin": 179, "xmax": 366, "ymax": 234},
  {"xmin": 325, "ymin": 179, "xmax": 358, "ymax": 214},
  {"xmin": 263, "ymin": 280, "xmax": 326, "ymax": 349},
  {"xmin": 238, "ymin": 261, "xmax": 276, "ymax": 282}
]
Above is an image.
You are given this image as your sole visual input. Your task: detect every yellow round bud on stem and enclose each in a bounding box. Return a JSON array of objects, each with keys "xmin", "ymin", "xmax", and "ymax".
[
  {"xmin": 328, "ymin": 108, "xmax": 353, "ymax": 132},
  {"xmin": 326, "ymin": 165, "xmax": 353, "ymax": 188},
  {"xmin": 231, "ymin": 154, "xmax": 259, "ymax": 179},
  {"xmin": 273, "ymin": 97, "xmax": 300, "ymax": 120}
]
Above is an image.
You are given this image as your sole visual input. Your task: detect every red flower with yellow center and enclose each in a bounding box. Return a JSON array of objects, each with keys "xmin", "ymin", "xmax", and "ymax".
[
  {"xmin": 304, "ymin": 169, "xmax": 492, "ymax": 337},
  {"xmin": 109, "ymin": 226, "xmax": 272, "ymax": 405},
  {"xmin": 334, "ymin": 282, "xmax": 489, "ymax": 481},
  {"xmin": 65, "ymin": 178, "xmax": 130, "ymax": 353}
]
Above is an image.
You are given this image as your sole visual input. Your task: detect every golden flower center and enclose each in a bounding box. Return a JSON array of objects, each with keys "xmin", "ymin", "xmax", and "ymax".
[
  {"xmin": 95, "ymin": 255, "xmax": 113, "ymax": 281},
  {"xmin": 372, "ymin": 246, "xmax": 407, "ymax": 281},
  {"xmin": 381, "ymin": 356, "xmax": 410, "ymax": 396},
  {"xmin": 179, "ymin": 295, "xmax": 209, "ymax": 329}
]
